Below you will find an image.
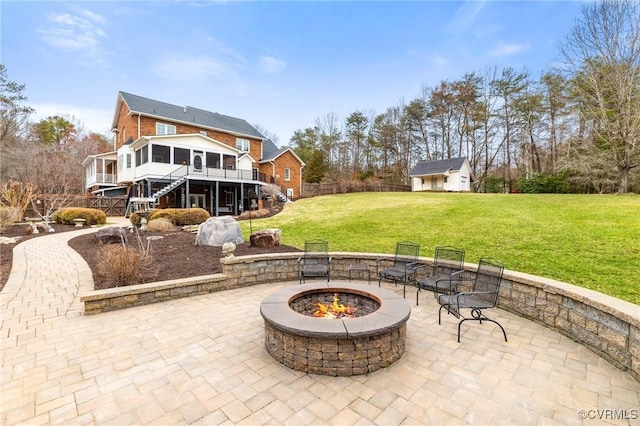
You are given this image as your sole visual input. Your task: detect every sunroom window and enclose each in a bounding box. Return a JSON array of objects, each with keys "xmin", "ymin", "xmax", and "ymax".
[
  {"xmin": 174, "ymin": 147, "xmax": 190, "ymax": 165},
  {"xmin": 152, "ymin": 144, "xmax": 171, "ymax": 163}
]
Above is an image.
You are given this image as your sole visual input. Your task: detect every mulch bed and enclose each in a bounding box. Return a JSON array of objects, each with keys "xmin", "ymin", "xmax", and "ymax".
[
  {"xmin": 0, "ymin": 203, "xmax": 297, "ymax": 291},
  {"xmin": 68, "ymin": 230, "xmax": 300, "ymax": 290}
]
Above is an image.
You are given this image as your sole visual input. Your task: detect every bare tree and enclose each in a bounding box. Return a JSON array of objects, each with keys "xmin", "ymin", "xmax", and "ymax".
[
  {"xmin": 559, "ymin": 0, "xmax": 640, "ymax": 193},
  {"xmin": 0, "ymin": 65, "xmax": 35, "ymax": 181}
]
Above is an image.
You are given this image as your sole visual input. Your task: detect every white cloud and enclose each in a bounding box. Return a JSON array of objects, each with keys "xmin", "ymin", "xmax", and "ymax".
[
  {"xmin": 447, "ymin": 0, "xmax": 487, "ymax": 34},
  {"xmin": 432, "ymin": 55, "xmax": 451, "ymax": 67},
  {"xmin": 39, "ymin": 9, "xmax": 110, "ymax": 63},
  {"xmin": 154, "ymin": 55, "xmax": 239, "ymax": 84},
  {"xmin": 31, "ymin": 103, "xmax": 112, "ymax": 135},
  {"xmin": 258, "ymin": 56, "xmax": 286, "ymax": 75},
  {"xmin": 489, "ymin": 42, "xmax": 529, "ymax": 58}
]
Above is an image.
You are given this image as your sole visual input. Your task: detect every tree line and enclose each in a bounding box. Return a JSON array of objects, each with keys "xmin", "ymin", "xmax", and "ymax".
[
  {"xmin": 0, "ymin": 63, "xmax": 111, "ymax": 209},
  {"xmin": 288, "ymin": 0, "xmax": 640, "ymax": 194}
]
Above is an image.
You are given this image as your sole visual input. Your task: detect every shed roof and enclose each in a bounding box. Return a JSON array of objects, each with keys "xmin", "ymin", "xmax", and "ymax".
[{"xmin": 410, "ymin": 157, "xmax": 468, "ymax": 176}]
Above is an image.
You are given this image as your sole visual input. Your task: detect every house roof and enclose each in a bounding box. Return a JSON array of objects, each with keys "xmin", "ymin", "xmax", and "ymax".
[
  {"xmin": 113, "ymin": 91, "xmax": 265, "ymax": 140},
  {"xmin": 260, "ymin": 139, "xmax": 305, "ymax": 166},
  {"xmin": 410, "ymin": 157, "xmax": 468, "ymax": 176}
]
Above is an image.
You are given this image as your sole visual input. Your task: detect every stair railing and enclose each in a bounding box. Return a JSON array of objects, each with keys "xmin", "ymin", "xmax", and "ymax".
[{"xmin": 152, "ymin": 165, "xmax": 190, "ymax": 198}]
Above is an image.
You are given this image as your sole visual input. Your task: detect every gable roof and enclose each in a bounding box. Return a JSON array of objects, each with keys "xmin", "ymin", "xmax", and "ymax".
[
  {"xmin": 260, "ymin": 139, "xmax": 305, "ymax": 165},
  {"xmin": 410, "ymin": 157, "xmax": 468, "ymax": 176},
  {"xmin": 113, "ymin": 91, "xmax": 265, "ymax": 140}
]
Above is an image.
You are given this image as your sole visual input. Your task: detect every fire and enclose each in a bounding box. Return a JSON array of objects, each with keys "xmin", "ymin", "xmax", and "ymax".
[{"xmin": 313, "ymin": 293, "xmax": 357, "ymax": 319}]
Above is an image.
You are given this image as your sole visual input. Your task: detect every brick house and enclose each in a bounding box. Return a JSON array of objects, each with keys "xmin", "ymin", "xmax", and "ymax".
[{"xmin": 83, "ymin": 91, "xmax": 304, "ymax": 215}]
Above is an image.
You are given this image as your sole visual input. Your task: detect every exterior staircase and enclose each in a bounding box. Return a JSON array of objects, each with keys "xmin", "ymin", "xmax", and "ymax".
[{"xmin": 152, "ymin": 176, "xmax": 187, "ymax": 200}]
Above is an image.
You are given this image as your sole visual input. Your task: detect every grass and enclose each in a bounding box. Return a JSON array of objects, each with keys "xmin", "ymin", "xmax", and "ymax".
[{"xmin": 240, "ymin": 192, "xmax": 640, "ymax": 305}]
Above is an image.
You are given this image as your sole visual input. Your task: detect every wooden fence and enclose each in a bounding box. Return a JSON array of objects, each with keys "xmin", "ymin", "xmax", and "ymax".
[
  {"xmin": 23, "ymin": 196, "xmax": 127, "ymax": 218},
  {"xmin": 301, "ymin": 181, "xmax": 410, "ymax": 198}
]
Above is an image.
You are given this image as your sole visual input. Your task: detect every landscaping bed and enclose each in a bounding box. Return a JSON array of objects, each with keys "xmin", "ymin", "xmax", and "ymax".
[{"xmin": 68, "ymin": 230, "xmax": 300, "ymax": 289}]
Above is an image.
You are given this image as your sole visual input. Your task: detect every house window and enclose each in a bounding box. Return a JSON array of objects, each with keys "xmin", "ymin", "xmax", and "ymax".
[
  {"xmin": 252, "ymin": 168, "xmax": 258, "ymax": 180},
  {"xmin": 126, "ymin": 153, "xmax": 132, "ymax": 169},
  {"xmin": 156, "ymin": 122, "xmax": 176, "ymax": 135},
  {"xmin": 284, "ymin": 168, "xmax": 291, "ymax": 181},
  {"xmin": 118, "ymin": 154, "xmax": 123, "ymax": 171},
  {"xmin": 206, "ymin": 152, "xmax": 221, "ymax": 169},
  {"xmin": 223, "ymin": 154, "xmax": 235, "ymax": 170},
  {"xmin": 444, "ymin": 177, "xmax": 448, "ymax": 183},
  {"xmin": 174, "ymin": 147, "xmax": 190, "ymax": 165},
  {"xmin": 136, "ymin": 145, "xmax": 148, "ymax": 165},
  {"xmin": 152, "ymin": 144, "xmax": 171, "ymax": 163},
  {"xmin": 236, "ymin": 138, "xmax": 250, "ymax": 152}
]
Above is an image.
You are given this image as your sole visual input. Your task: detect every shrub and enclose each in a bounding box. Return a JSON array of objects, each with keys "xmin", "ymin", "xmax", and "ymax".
[
  {"xmin": 0, "ymin": 206, "xmax": 21, "ymax": 233},
  {"xmin": 96, "ymin": 245, "xmax": 142, "ymax": 287},
  {"xmin": 149, "ymin": 208, "xmax": 210, "ymax": 226},
  {"xmin": 517, "ymin": 172, "xmax": 579, "ymax": 194},
  {"xmin": 0, "ymin": 181, "xmax": 36, "ymax": 219},
  {"xmin": 146, "ymin": 217, "xmax": 177, "ymax": 232},
  {"xmin": 129, "ymin": 209, "xmax": 159, "ymax": 227},
  {"xmin": 52, "ymin": 208, "xmax": 107, "ymax": 225}
]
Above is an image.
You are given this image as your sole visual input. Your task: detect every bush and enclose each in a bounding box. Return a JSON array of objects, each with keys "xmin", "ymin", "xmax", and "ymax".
[
  {"xmin": 149, "ymin": 208, "xmax": 210, "ymax": 226},
  {"xmin": 52, "ymin": 208, "xmax": 107, "ymax": 225},
  {"xmin": 96, "ymin": 245, "xmax": 142, "ymax": 287},
  {"xmin": 146, "ymin": 217, "xmax": 177, "ymax": 232},
  {"xmin": 0, "ymin": 206, "xmax": 20, "ymax": 233},
  {"xmin": 517, "ymin": 172, "xmax": 578, "ymax": 194},
  {"xmin": 129, "ymin": 209, "xmax": 159, "ymax": 227}
]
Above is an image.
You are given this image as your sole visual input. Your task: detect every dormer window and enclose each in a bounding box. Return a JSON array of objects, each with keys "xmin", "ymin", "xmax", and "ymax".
[
  {"xmin": 156, "ymin": 122, "xmax": 176, "ymax": 135},
  {"xmin": 236, "ymin": 138, "xmax": 250, "ymax": 152}
]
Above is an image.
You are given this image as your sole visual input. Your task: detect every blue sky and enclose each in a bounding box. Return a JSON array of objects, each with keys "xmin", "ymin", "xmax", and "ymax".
[{"xmin": 2, "ymin": 1, "xmax": 585, "ymax": 145}]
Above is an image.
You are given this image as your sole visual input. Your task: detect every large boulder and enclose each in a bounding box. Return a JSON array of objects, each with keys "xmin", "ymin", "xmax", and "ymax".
[
  {"xmin": 195, "ymin": 216, "xmax": 244, "ymax": 247},
  {"xmin": 250, "ymin": 228, "xmax": 281, "ymax": 248},
  {"xmin": 95, "ymin": 226, "xmax": 127, "ymax": 245}
]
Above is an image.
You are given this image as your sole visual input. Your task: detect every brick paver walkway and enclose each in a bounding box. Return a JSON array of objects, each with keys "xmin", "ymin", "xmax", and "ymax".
[{"xmin": 1, "ymin": 221, "xmax": 639, "ymax": 425}]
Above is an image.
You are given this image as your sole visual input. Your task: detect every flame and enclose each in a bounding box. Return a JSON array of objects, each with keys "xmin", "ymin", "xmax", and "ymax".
[{"xmin": 313, "ymin": 293, "xmax": 357, "ymax": 319}]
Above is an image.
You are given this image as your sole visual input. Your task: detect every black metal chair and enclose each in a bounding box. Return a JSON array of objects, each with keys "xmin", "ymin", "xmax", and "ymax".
[
  {"xmin": 376, "ymin": 241, "xmax": 420, "ymax": 289},
  {"xmin": 412, "ymin": 246, "xmax": 465, "ymax": 304},
  {"xmin": 297, "ymin": 240, "xmax": 331, "ymax": 284},
  {"xmin": 437, "ymin": 258, "xmax": 507, "ymax": 342}
]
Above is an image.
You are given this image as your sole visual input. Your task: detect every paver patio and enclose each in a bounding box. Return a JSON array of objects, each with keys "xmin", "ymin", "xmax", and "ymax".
[{"xmin": 1, "ymin": 221, "xmax": 639, "ymax": 425}]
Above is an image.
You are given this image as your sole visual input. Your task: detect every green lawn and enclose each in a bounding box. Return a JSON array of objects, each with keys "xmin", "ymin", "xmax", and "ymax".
[{"xmin": 239, "ymin": 192, "xmax": 640, "ymax": 305}]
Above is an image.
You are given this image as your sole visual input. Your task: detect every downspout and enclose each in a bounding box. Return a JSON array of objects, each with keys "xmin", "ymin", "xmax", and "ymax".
[
  {"xmin": 299, "ymin": 164, "xmax": 305, "ymax": 199},
  {"xmin": 215, "ymin": 181, "xmax": 219, "ymax": 216}
]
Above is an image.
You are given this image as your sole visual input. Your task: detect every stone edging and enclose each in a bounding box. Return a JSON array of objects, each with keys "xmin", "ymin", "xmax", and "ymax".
[
  {"xmin": 260, "ymin": 282, "xmax": 411, "ymax": 338},
  {"xmin": 80, "ymin": 252, "xmax": 640, "ymax": 381}
]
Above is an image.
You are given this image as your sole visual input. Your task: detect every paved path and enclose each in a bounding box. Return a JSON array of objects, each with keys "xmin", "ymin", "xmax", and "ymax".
[{"xmin": 1, "ymin": 219, "xmax": 639, "ymax": 425}]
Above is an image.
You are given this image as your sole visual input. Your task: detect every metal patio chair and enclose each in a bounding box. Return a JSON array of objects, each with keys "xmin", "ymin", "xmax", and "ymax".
[
  {"xmin": 376, "ymin": 241, "xmax": 420, "ymax": 291},
  {"xmin": 437, "ymin": 257, "xmax": 507, "ymax": 342},
  {"xmin": 297, "ymin": 240, "xmax": 331, "ymax": 284},
  {"xmin": 412, "ymin": 246, "xmax": 465, "ymax": 304}
]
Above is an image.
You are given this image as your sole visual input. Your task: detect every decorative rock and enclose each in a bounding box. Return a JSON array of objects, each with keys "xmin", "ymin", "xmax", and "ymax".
[
  {"xmin": 222, "ymin": 242, "xmax": 236, "ymax": 258},
  {"xmin": 95, "ymin": 226, "xmax": 127, "ymax": 245},
  {"xmin": 250, "ymin": 228, "xmax": 281, "ymax": 248},
  {"xmin": 195, "ymin": 216, "xmax": 244, "ymax": 247},
  {"xmin": 0, "ymin": 236, "xmax": 21, "ymax": 245}
]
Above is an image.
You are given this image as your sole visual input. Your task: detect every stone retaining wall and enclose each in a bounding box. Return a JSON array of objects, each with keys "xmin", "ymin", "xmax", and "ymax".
[{"xmin": 80, "ymin": 252, "xmax": 640, "ymax": 381}]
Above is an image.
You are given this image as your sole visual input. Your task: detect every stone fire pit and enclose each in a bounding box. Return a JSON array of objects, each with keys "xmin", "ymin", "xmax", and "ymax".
[{"xmin": 260, "ymin": 282, "xmax": 411, "ymax": 376}]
